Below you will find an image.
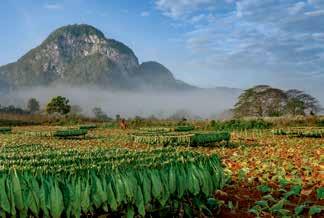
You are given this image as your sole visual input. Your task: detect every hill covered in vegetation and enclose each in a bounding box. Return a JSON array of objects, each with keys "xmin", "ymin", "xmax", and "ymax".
[{"xmin": 0, "ymin": 24, "xmax": 196, "ymax": 91}]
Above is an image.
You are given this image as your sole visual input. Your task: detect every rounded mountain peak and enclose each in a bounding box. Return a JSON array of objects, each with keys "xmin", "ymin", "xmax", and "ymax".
[
  {"xmin": 141, "ymin": 61, "xmax": 168, "ymax": 68},
  {"xmin": 138, "ymin": 61, "xmax": 175, "ymax": 79},
  {"xmin": 45, "ymin": 24, "xmax": 106, "ymax": 43}
]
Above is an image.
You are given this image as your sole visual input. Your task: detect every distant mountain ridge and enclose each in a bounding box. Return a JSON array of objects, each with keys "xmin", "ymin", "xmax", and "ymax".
[
  {"xmin": 0, "ymin": 23, "xmax": 241, "ymax": 103},
  {"xmin": 0, "ymin": 24, "xmax": 196, "ymax": 91}
]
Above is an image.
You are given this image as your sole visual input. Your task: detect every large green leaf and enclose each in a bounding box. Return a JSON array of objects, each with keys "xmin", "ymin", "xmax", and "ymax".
[
  {"xmin": 141, "ymin": 172, "xmax": 151, "ymax": 205},
  {"xmin": 150, "ymin": 170, "xmax": 162, "ymax": 199},
  {"xmin": 11, "ymin": 171, "xmax": 25, "ymax": 212},
  {"xmin": 0, "ymin": 175, "xmax": 11, "ymax": 214},
  {"xmin": 49, "ymin": 181, "xmax": 64, "ymax": 218},
  {"xmin": 106, "ymin": 179, "xmax": 117, "ymax": 211},
  {"xmin": 168, "ymin": 166, "xmax": 176, "ymax": 194},
  {"xmin": 91, "ymin": 174, "xmax": 106, "ymax": 208},
  {"xmin": 80, "ymin": 179, "xmax": 90, "ymax": 213},
  {"xmin": 135, "ymin": 186, "xmax": 145, "ymax": 216}
]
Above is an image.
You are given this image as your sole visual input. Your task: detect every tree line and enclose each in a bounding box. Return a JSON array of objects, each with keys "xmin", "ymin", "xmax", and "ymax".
[
  {"xmin": 1, "ymin": 85, "xmax": 322, "ymax": 120},
  {"xmin": 0, "ymin": 96, "xmax": 113, "ymax": 121}
]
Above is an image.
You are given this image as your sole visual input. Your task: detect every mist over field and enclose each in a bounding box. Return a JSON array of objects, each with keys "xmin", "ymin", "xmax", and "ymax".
[{"xmin": 0, "ymin": 85, "xmax": 240, "ymax": 119}]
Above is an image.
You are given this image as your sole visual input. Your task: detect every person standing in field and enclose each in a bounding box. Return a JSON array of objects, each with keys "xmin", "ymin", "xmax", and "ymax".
[{"xmin": 119, "ymin": 119, "xmax": 127, "ymax": 129}]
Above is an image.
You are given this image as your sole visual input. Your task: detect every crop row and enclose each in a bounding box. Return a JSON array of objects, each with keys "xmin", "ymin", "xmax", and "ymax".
[
  {"xmin": 0, "ymin": 127, "xmax": 12, "ymax": 134},
  {"xmin": 23, "ymin": 129, "xmax": 88, "ymax": 138},
  {"xmin": 272, "ymin": 129, "xmax": 324, "ymax": 138},
  {"xmin": 79, "ymin": 124, "xmax": 97, "ymax": 130},
  {"xmin": 0, "ymin": 145, "xmax": 225, "ymax": 217},
  {"xmin": 139, "ymin": 126, "xmax": 195, "ymax": 133},
  {"xmin": 131, "ymin": 131, "xmax": 230, "ymax": 146}
]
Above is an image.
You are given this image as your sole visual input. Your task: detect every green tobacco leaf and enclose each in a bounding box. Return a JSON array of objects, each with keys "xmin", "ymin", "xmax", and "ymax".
[
  {"xmin": 255, "ymin": 200, "xmax": 268, "ymax": 208},
  {"xmin": 270, "ymin": 199, "xmax": 285, "ymax": 212},
  {"xmin": 80, "ymin": 179, "xmax": 90, "ymax": 213},
  {"xmin": 284, "ymin": 185, "xmax": 302, "ymax": 199},
  {"xmin": 71, "ymin": 178, "xmax": 81, "ymax": 217},
  {"xmin": 114, "ymin": 174, "xmax": 126, "ymax": 204},
  {"xmin": 291, "ymin": 185, "xmax": 302, "ymax": 194},
  {"xmin": 126, "ymin": 206, "xmax": 135, "ymax": 218},
  {"xmin": 278, "ymin": 178, "xmax": 289, "ymax": 187},
  {"xmin": 238, "ymin": 168, "xmax": 248, "ymax": 182},
  {"xmin": 28, "ymin": 181, "xmax": 40, "ymax": 216},
  {"xmin": 257, "ymin": 185, "xmax": 272, "ymax": 193},
  {"xmin": 50, "ymin": 181, "xmax": 64, "ymax": 218},
  {"xmin": 92, "ymin": 175, "xmax": 106, "ymax": 208},
  {"xmin": 294, "ymin": 205, "xmax": 306, "ymax": 215},
  {"xmin": 150, "ymin": 170, "xmax": 162, "ymax": 199},
  {"xmin": 12, "ymin": 171, "xmax": 25, "ymax": 211},
  {"xmin": 184, "ymin": 203, "xmax": 193, "ymax": 217},
  {"xmin": 7, "ymin": 180, "xmax": 16, "ymax": 216},
  {"xmin": 276, "ymin": 209, "xmax": 290, "ymax": 216},
  {"xmin": 135, "ymin": 186, "xmax": 145, "ymax": 216},
  {"xmin": 262, "ymin": 194, "xmax": 276, "ymax": 202},
  {"xmin": 39, "ymin": 178, "xmax": 48, "ymax": 217},
  {"xmin": 168, "ymin": 166, "xmax": 176, "ymax": 194},
  {"xmin": 248, "ymin": 205, "xmax": 261, "ymax": 216},
  {"xmin": 316, "ymin": 187, "xmax": 324, "ymax": 200},
  {"xmin": 0, "ymin": 176, "xmax": 11, "ymax": 214},
  {"xmin": 142, "ymin": 173, "xmax": 151, "ymax": 205},
  {"xmin": 106, "ymin": 181, "xmax": 117, "ymax": 211},
  {"xmin": 0, "ymin": 144, "xmax": 226, "ymax": 217},
  {"xmin": 309, "ymin": 205, "xmax": 323, "ymax": 216}
]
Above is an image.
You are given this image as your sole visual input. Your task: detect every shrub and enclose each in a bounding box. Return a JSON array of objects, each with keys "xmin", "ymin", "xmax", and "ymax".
[
  {"xmin": 79, "ymin": 124, "xmax": 97, "ymax": 130},
  {"xmin": 174, "ymin": 126, "xmax": 195, "ymax": 132},
  {"xmin": 192, "ymin": 131, "xmax": 231, "ymax": 146},
  {"xmin": 211, "ymin": 119, "xmax": 272, "ymax": 131},
  {"xmin": 0, "ymin": 127, "xmax": 12, "ymax": 134}
]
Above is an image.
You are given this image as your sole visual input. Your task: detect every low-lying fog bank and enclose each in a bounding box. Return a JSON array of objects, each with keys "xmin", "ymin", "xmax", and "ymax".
[{"xmin": 0, "ymin": 85, "xmax": 241, "ymax": 119}]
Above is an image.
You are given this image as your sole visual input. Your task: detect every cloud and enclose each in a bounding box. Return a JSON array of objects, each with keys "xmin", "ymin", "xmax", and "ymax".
[
  {"xmin": 140, "ymin": 11, "xmax": 150, "ymax": 17},
  {"xmin": 155, "ymin": 0, "xmax": 214, "ymax": 19},
  {"xmin": 190, "ymin": 14, "xmax": 206, "ymax": 23},
  {"xmin": 152, "ymin": 0, "xmax": 324, "ymax": 99},
  {"xmin": 308, "ymin": 0, "xmax": 324, "ymax": 8},
  {"xmin": 190, "ymin": 13, "xmax": 216, "ymax": 24},
  {"xmin": 312, "ymin": 32, "xmax": 324, "ymax": 39},
  {"xmin": 305, "ymin": 9, "xmax": 324, "ymax": 16},
  {"xmin": 288, "ymin": 1, "xmax": 307, "ymax": 15},
  {"xmin": 44, "ymin": 3, "xmax": 63, "ymax": 10}
]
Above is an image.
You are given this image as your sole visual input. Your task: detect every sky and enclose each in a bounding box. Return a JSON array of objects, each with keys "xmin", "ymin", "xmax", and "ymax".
[{"xmin": 0, "ymin": 0, "xmax": 324, "ymax": 101}]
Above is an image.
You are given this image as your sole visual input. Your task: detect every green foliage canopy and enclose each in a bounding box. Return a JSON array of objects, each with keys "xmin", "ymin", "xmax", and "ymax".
[
  {"xmin": 234, "ymin": 85, "xmax": 321, "ymax": 117},
  {"xmin": 27, "ymin": 98, "xmax": 40, "ymax": 113},
  {"xmin": 46, "ymin": 96, "xmax": 71, "ymax": 115}
]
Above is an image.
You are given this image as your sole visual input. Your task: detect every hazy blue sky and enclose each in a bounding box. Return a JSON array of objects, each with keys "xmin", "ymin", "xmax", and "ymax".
[{"xmin": 1, "ymin": 0, "xmax": 324, "ymax": 99}]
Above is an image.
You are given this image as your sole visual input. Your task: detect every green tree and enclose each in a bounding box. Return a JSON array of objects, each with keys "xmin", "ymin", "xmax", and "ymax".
[
  {"xmin": 115, "ymin": 114, "xmax": 121, "ymax": 122},
  {"xmin": 234, "ymin": 85, "xmax": 287, "ymax": 117},
  {"xmin": 92, "ymin": 107, "xmax": 110, "ymax": 120},
  {"xmin": 234, "ymin": 85, "xmax": 321, "ymax": 118},
  {"xmin": 46, "ymin": 96, "xmax": 71, "ymax": 115},
  {"xmin": 286, "ymin": 89, "xmax": 321, "ymax": 115},
  {"xmin": 27, "ymin": 98, "xmax": 40, "ymax": 113}
]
